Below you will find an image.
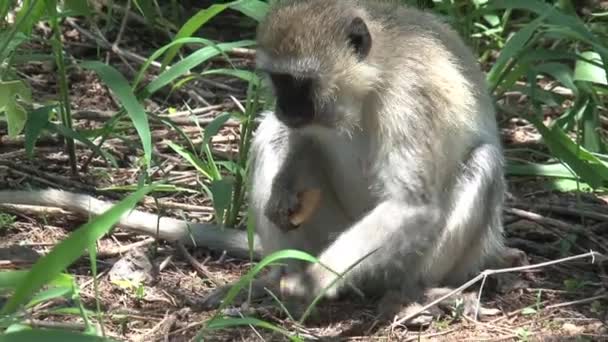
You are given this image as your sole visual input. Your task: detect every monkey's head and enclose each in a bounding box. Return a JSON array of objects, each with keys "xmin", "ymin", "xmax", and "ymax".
[{"xmin": 256, "ymin": 0, "xmax": 381, "ymax": 131}]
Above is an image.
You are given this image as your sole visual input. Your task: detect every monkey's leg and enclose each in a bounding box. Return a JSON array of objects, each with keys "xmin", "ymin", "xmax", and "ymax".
[{"xmin": 379, "ymin": 143, "xmax": 507, "ymax": 324}]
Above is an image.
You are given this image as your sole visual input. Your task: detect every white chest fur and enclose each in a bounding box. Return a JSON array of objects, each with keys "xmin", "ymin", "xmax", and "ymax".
[{"xmin": 306, "ymin": 126, "xmax": 374, "ymax": 219}]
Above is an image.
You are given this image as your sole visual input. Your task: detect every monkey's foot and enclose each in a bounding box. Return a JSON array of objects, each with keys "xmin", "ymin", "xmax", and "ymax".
[
  {"xmin": 199, "ymin": 279, "xmax": 274, "ymax": 311},
  {"xmin": 379, "ymin": 288, "xmax": 502, "ymax": 327}
]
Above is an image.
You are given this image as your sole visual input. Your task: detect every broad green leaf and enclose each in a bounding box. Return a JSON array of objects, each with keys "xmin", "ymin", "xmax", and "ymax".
[
  {"xmin": 581, "ymin": 99, "xmax": 604, "ymax": 153},
  {"xmin": 527, "ymin": 114, "xmax": 608, "ymax": 189},
  {"xmin": 0, "ymin": 80, "xmax": 32, "ymax": 137},
  {"xmin": 26, "ymin": 286, "xmax": 73, "ymax": 308},
  {"xmin": 24, "ymin": 105, "xmax": 54, "ymax": 157},
  {"xmin": 575, "ymin": 51, "xmax": 607, "ymax": 85},
  {"xmin": 0, "ymin": 329, "xmax": 116, "ymax": 342},
  {"xmin": 506, "ymin": 162, "xmax": 578, "ymax": 179},
  {"xmin": 160, "ymin": 4, "xmax": 230, "ymax": 69},
  {"xmin": 230, "ymin": 0, "xmax": 270, "ymax": 22},
  {"xmin": 1, "ymin": 186, "xmax": 154, "ymax": 314},
  {"xmin": 145, "ymin": 40, "xmax": 255, "ymax": 95},
  {"xmin": 487, "ymin": 18, "xmax": 543, "ymax": 89},
  {"xmin": 0, "ymin": 31, "xmax": 29, "ymax": 61},
  {"xmin": 62, "ymin": 0, "xmax": 92, "ymax": 16},
  {"xmin": 210, "ymin": 178, "xmax": 234, "ymax": 224},
  {"xmin": 14, "ymin": 0, "xmax": 46, "ymax": 36},
  {"xmin": 134, "ymin": 37, "xmax": 215, "ymax": 89},
  {"xmin": 80, "ymin": 61, "xmax": 152, "ymax": 166},
  {"xmin": 207, "ymin": 317, "xmax": 301, "ymax": 342},
  {"xmin": 548, "ymin": 179, "xmax": 595, "ymax": 192},
  {"xmin": 534, "ymin": 63, "xmax": 577, "ymax": 94}
]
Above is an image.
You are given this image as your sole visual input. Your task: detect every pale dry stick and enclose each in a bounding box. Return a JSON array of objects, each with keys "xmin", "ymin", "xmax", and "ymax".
[
  {"xmin": 545, "ymin": 293, "xmax": 607, "ymax": 310},
  {"xmin": 517, "ymin": 203, "xmax": 608, "ymax": 223},
  {"xmin": 392, "ymin": 251, "xmax": 606, "ymax": 327},
  {"xmin": 97, "ymin": 237, "xmax": 156, "ymax": 258},
  {"xmin": 403, "ymin": 328, "xmax": 458, "ymax": 342}
]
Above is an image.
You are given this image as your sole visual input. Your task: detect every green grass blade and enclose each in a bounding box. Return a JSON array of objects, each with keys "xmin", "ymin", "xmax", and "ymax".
[
  {"xmin": 133, "ymin": 37, "xmax": 216, "ymax": 89},
  {"xmin": 0, "ymin": 329, "xmax": 116, "ymax": 342},
  {"xmin": 145, "ymin": 40, "xmax": 255, "ymax": 95},
  {"xmin": 160, "ymin": 4, "xmax": 231, "ymax": 69},
  {"xmin": 229, "ymin": 0, "xmax": 269, "ymax": 22},
  {"xmin": 207, "ymin": 317, "xmax": 302, "ymax": 342},
  {"xmin": 574, "ymin": 51, "xmax": 607, "ymax": 85},
  {"xmin": 80, "ymin": 61, "xmax": 152, "ymax": 167},
  {"xmin": 1, "ymin": 186, "xmax": 154, "ymax": 314},
  {"xmin": 486, "ymin": 18, "xmax": 543, "ymax": 89},
  {"xmin": 165, "ymin": 140, "xmax": 212, "ymax": 179},
  {"xmin": 24, "ymin": 105, "xmax": 54, "ymax": 157}
]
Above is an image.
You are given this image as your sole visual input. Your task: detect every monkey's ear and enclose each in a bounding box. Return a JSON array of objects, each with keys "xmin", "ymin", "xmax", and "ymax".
[{"xmin": 347, "ymin": 17, "xmax": 372, "ymax": 61}]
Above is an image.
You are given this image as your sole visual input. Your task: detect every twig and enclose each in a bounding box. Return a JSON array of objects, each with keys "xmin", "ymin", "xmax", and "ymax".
[
  {"xmin": 392, "ymin": 251, "xmax": 606, "ymax": 327},
  {"xmin": 175, "ymin": 242, "xmax": 220, "ymax": 286},
  {"xmin": 97, "ymin": 237, "xmax": 156, "ymax": 258},
  {"xmin": 545, "ymin": 293, "xmax": 607, "ymax": 309},
  {"xmin": 513, "ymin": 203, "xmax": 608, "ymax": 223}
]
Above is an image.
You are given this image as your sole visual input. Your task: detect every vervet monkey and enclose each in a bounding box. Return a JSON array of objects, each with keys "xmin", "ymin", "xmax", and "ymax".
[
  {"xmin": 235, "ymin": 0, "xmax": 508, "ymax": 318},
  {"xmin": 0, "ymin": 0, "xmax": 511, "ymax": 323}
]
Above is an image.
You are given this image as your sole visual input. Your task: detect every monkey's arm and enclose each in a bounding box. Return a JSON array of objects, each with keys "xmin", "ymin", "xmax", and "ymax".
[
  {"xmin": 282, "ymin": 197, "xmax": 444, "ymax": 298},
  {"xmin": 264, "ymin": 136, "xmax": 325, "ymax": 231},
  {"xmin": 0, "ymin": 189, "xmax": 262, "ymax": 259}
]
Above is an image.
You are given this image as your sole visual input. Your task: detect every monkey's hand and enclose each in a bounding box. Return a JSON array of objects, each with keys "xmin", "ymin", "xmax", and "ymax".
[{"xmin": 264, "ymin": 188, "xmax": 301, "ymax": 231}]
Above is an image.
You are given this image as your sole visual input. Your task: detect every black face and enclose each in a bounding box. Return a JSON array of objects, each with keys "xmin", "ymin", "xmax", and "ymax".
[{"xmin": 269, "ymin": 72, "xmax": 316, "ymax": 128}]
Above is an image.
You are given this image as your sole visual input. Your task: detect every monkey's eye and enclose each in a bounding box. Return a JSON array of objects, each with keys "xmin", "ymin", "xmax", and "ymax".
[{"xmin": 347, "ymin": 17, "xmax": 372, "ymax": 61}]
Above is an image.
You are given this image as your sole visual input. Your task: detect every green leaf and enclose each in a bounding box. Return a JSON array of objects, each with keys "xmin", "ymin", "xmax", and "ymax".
[
  {"xmin": 230, "ymin": 0, "xmax": 269, "ymax": 22},
  {"xmin": 133, "ymin": 37, "xmax": 216, "ymax": 89},
  {"xmin": 527, "ymin": 115, "xmax": 608, "ymax": 188},
  {"xmin": 210, "ymin": 178, "xmax": 234, "ymax": 224},
  {"xmin": 62, "ymin": 0, "xmax": 92, "ymax": 16},
  {"xmin": 24, "ymin": 105, "xmax": 54, "ymax": 157},
  {"xmin": 521, "ymin": 307, "xmax": 537, "ymax": 315},
  {"xmin": 507, "ymin": 162, "xmax": 579, "ymax": 179},
  {"xmin": 145, "ymin": 40, "xmax": 255, "ymax": 96},
  {"xmin": 0, "ymin": 329, "xmax": 116, "ymax": 342},
  {"xmin": 534, "ymin": 62, "xmax": 577, "ymax": 94},
  {"xmin": 80, "ymin": 61, "xmax": 152, "ymax": 167},
  {"xmin": 486, "ymin": 18, "xmax": 543, "ymax": 89},
  {"xmin": 0, "ymin": 80, "xmax": 32, "ymax": 137},
  {"xmin": 1, "ymin": 186, "xmax": 154, "ymax": 314},
  {"xmin": 574, "ymin": 51, "xmax": 607, "ymax": 85},
  {"xmin": 165, "ymin": 141, "xmax": 212, "ymax": 179},
  {"xmin": 207, "ymin": 317, "xmax": 301, "ymax": 342},
  {"xmin": 210, "ymin": 250, "xmax": 318, "ymax": 314},
  {"xmin": 201, "ymin": 68, "xmax": 259, "ymax": 83},
  {"xmin": 26, "ymin": 285, "xmax": 73, "ymax": 308},
  {"xmin": 15, "ymin": 0, "xmax": 46, "ymax": 36},
  {"xmin": 160, "ymin": 4, "xmax": 231, "ymax": 69}
]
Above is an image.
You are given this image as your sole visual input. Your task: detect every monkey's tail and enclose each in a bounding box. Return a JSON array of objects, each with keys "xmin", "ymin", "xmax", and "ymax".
[{"xmin": 0, "ymin": 189, "xmax": 262, "ymax": 259}]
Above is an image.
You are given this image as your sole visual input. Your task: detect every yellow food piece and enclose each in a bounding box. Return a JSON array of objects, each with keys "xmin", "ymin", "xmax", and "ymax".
[{"xmin": 289, "ymin": 189, "xmax": 322, "ymax": 226}]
